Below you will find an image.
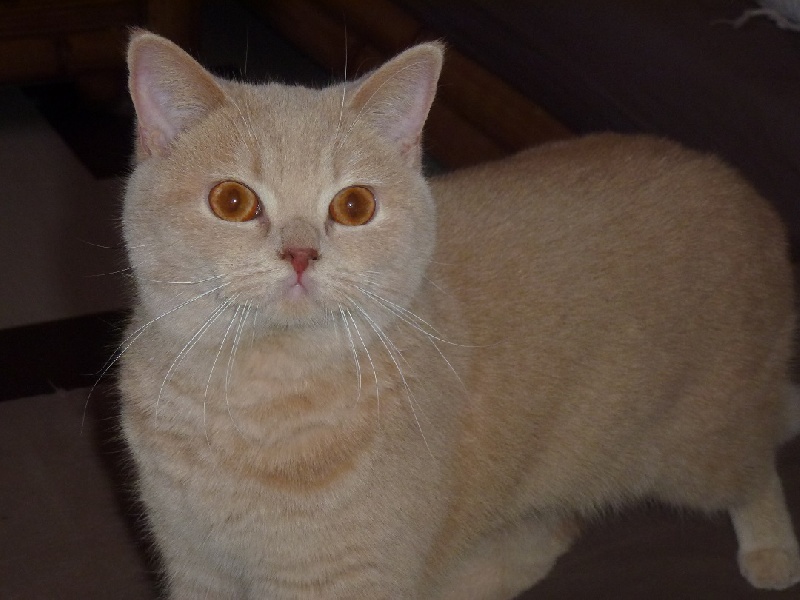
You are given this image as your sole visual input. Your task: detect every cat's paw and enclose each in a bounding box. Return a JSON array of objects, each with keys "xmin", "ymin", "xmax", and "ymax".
[{"xmin": 738, "ymin": 547, "xmax": 800, "ymax": 590}]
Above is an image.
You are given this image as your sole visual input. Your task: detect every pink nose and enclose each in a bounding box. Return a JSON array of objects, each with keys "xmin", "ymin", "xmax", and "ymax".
[{"xmin": 281, "ymin": 246, "xmax": 319, "ymax": 276}]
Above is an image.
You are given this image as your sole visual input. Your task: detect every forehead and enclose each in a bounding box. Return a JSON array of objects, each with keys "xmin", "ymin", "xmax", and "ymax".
[
  {"xmin": 223, "ymin": 83, "xmax": 340, "ymax": 164},
  {"xmin": 206, "ymin": 82, "xmax": 378, "ymax": 217},
  {"xmin": 216, "ymin": 81, "xmax": 388, "ymax": 179}
]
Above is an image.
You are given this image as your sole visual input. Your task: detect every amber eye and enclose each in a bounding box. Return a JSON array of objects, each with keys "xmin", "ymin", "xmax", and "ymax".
[
  {"xmin": 208, "ymin": 181, "xmax": 261, "ymax": 222},
  {"xmin": 329, "ymin": 186, "xmax": 376, "ymax": 226}
]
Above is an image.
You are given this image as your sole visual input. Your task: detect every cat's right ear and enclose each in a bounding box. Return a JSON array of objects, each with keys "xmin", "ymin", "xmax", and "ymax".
[{"xmin": 127, "ymin": 29, "xmax": 226, "ymax": 160}]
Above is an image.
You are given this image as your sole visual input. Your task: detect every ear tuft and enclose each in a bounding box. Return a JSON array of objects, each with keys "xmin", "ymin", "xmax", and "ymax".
[
  {"xmin": 348, "ymin": 42, "xmax": 444, "ymax": 162},
  {"xmin": 127, "ymin": 30, "xmax": 225, "ymax": 159}
]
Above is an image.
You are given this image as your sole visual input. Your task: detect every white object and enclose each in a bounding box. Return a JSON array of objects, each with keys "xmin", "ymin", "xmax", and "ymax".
[{"xmin": 730, "ymin": 0, "xmax": 800, "ymax": 31}]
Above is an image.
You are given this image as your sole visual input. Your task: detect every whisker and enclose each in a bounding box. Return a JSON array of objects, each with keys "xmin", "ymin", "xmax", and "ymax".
[
  {"xmin": 76, "ymin": 237, "xmax": 125, "ymax": 250},
  {"xmin": 335, "ymin": 24, "xmax": 349, "ymax": 136},
  {"xmin": 155, "ymin": 297, "xmax": 235, "ymax": 424},
  {"xmin": 229, "ymin": 95, "xmax": 260, "ymax": 157},
  {"xmin": 349, "ymin": 280, "xmax": 487, "ymax": 349},
  {"xmin": 96, "ymin": 282, "xmax": 230, "ymax": 376},
  {"xmin": 338, "ymin": 305, "xmax": 362, "ymax": 404},
  {"xmin": 224, "ymin": 301, "xmax": 250, "ymax": 438},
  {"xmin": 357, "ymin": 286, "xmax": 444, "ymax": 337},
  {"xmin": 430, "ymin": 338, "xmax": 467, "ymax": 393},
  {"xmin": 346, "ymin": 295, "xmax": 432, "ymax": 457},
  {"xmin": 250, "ymin": 304, "xmax": 260, "ymax": 349},
  {"xmin": 423, "ymin": 276, "xmax": 450, "ymax": 296},
  {"xmin": 204, "ymin": 297, "xmax": 242, "ymax": 404},
  {"xmin": 243, "ymin": 27, "xmax": 250, "ymax": 78},
  {"xmin": 345, "ymin": 307, "xmax": 379, "ymax": 413},
  {"xmin": 84, "ymin": 266, "xmax": 133, "ymax": 279},
  {"xmin": 82, "ymin": 282, "xmax": 231, "ymax": 433},
  {"xmin": 143, "ymin": 273, "xmax": 229, "ymax": 285},
  {"xmin": 350, "ymin": 284, "xmax": 471, "ymax": 391}
]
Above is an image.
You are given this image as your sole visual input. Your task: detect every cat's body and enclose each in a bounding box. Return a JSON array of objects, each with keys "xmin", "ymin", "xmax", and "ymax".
[{"xmin": 119, "ymin": 32, "xmax": 800, "ymax": 598}]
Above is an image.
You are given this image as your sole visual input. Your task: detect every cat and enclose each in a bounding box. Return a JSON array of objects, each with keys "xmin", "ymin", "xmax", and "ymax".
[{"xmin": 118, "ymin": 29, "xmax": 800, "ymax": 599}]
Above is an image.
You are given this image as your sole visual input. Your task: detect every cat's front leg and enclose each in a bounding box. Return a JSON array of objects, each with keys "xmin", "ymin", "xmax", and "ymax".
[
  {"xmin": 434, "ymin": 514, "xmax": 579, "ymax": 600},
  {"xmin": 730, "ymin": 469, "xmax": 800, "ymax": 590}
]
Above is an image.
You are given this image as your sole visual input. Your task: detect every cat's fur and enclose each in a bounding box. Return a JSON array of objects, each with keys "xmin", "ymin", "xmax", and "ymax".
[{"xmin": 119, "ymin": 31, "xmax": 800, "ymax": 598}]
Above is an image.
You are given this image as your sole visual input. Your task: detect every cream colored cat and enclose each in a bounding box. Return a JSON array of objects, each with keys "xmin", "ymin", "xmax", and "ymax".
[{"xmin": 119, "ymin": 30, "xmax": 800, "ymax": 599}]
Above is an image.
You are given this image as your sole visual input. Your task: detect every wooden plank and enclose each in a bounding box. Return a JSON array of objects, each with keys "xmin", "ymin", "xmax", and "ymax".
[
  {"xmin": 440, "ymin": 49, "xmax": 571, "ymax": 151},
  {"xmin": 314, "ymin": 0, "xmax": 421, "ymax": 53},
  {"xmin": 251, "ymin": 0, "xmax": 354, "ymax": 76},
  {"xmin": 146, "ymin": 0, "xmax": 200, "ymax": 51},
  {"xmin": 67, "ymin": 28, "xmax": 128, "ymax": 72},
  {"xmin": 0, "ymin": 1, "xmax": 142, "ymax": 39},
  {"xmin": 0, "ymin": 38, "xmax": 59, "ymax": 82},
  {"xmin": 426, "ymin": 101, "xmax": 507, "ymax": 168},
  {"xmin": 249, "ymin": 0, "xmax": 571, "ymax": 168}
]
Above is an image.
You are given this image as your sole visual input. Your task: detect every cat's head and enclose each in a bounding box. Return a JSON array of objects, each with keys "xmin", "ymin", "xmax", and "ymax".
[{"xmin": 123, "ymin": 31, "xmax": 442, "ymax": 337}]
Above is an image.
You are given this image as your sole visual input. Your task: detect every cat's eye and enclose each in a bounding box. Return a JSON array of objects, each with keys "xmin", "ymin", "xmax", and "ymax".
[
  {"xmin": 329, "ymin": 186, "xmax": 376, "ymax": 226},
  {"xmin": 208, "ymin": 181, "xmax": 261, "ymax": 222}
]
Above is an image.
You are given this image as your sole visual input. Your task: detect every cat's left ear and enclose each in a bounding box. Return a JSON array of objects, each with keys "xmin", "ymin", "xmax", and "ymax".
[
  {"xmin": 127, "ymin": 29, "xmax": 226, "ymax": 160},
  {"xmin": 348, "ymin": 42, "xmax": 444, "ymax": 164}
]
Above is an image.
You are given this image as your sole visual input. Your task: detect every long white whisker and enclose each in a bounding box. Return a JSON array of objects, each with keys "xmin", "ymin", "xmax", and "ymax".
[
  {"xmin": 358, "ymin": 286, "xmax": 443, "ymax": 336},
  {"xmin": 430, "ymin": 338, "xmax": 467, "ymax": 392},
  {"xmin": 423, "ymin": 276, "xmax": 450, "ymax": 296},
  {"xmin": 83, "ymin": 266, "xmax": 133, "ymax": 278},
  {"xmin": 224, "ymin": 301, "xmax": 250, "ymax": 438},
  {"xmin": 203, "ymin": 295, "xmax": 242, "ymax": 419},
  {"xmin": 155, "ymin": 297, "xmax": 235, "ymax": 424},
  {"xmin": 352, "ymin": 282, "xmax": 489, "ymax": 349},
  {"xmin": 346, "ymin": 307, "xmax": 379, "ymax": 412},
  {"xmin": 335, "ymin": 24, "xmax": 349, "ymax": 136},
  {"xmin": 144, "ymin": 273, "xmax": 229, "ymax": 285},
  {"xmin": 350, "ymin": 283, "xmax": 469, "ymax": 391},
  {"xmin": 228, "ymin": 95, "xmax": 260, "ymax": 155},
  {"xmin": 82, "ymin": 282, "xmax": 231, "ymax": 432},
  {"xmin": 99, "ymin": 282, "xmax": 231, "ymax": 374},
  {"xmin": 250, "ymin": 304, "xmax": 260, "ymax": 349},
  {"xmin": 338, "ymin": 306, "xmax": 362, "ymax": 404},
  {"xmin": 346, "ymin": 296, "xmax": 432, "ymax": 457}
]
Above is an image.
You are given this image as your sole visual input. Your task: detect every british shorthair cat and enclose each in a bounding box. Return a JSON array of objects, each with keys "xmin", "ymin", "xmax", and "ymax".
[{"xmin": 118, "ymin": 30, "xmax": 800, "ymax": 598}]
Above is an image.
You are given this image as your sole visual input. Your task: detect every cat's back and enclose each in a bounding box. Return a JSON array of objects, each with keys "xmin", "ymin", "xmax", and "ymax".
[
  {"xmin": 426, "ymin": 133, "xmax": 794, "ymax": 513},
  {"xmin": 430, "ymin": 133, "xmax": 791, "ymax": 343},
  {"xmin": 431, "ymin": 133, "xmax": 785, "ymax": 267}
]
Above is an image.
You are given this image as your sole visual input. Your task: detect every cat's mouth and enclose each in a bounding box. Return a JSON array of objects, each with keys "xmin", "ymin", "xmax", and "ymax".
[
  {"xmin": 286, "ymin": 280, "xmax": 311, "ymax": 301},
  {"xmin": 276, "ymin": 272, "xmax": 322, "ymax": 317}
]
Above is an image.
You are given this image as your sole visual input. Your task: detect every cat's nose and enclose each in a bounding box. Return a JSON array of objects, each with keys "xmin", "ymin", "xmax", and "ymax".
[{"xmin": 281, "ymin": 247, "xmax": 319, "ymax": 276}]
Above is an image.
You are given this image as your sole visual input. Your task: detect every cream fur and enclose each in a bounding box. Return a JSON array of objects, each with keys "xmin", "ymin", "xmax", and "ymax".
[{"xmin": 119, "ymin": 31, "xmax": 800, "ymax": 598}]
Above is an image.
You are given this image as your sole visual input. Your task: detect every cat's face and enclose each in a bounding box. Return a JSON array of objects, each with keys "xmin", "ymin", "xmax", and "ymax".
[{"xmin": 124, "ymin": 33, "xmax": 443, "ymax": 337}]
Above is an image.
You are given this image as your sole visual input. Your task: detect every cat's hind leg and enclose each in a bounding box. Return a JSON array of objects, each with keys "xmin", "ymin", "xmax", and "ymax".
[
  {"xmin": 730, "ymin": 469, "xmax": 800, "ymax": 590},
  {"xmin": 436, "ymin": 514, "xmax": 578, "ymax": 600}
]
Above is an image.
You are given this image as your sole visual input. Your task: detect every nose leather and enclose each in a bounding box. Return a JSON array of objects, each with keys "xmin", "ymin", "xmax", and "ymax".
[
  {"xmin": 279, "ymin": 218, "xmax": 321, "ymax": 278},
  {"xmin": 282, "ymin": 247, "xmax": 318, "ymax": 275}
]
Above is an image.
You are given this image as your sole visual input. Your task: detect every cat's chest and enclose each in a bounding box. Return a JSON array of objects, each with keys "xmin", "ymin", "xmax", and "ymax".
[{"xmin": 126, "ymin": 382, "xmax": 441, "ymax": 596}]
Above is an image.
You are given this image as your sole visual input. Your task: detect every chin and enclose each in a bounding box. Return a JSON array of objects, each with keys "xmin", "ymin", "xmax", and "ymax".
[{"xmin": 271, "ymin": 293, "xmax": 332, "ymax": 330}]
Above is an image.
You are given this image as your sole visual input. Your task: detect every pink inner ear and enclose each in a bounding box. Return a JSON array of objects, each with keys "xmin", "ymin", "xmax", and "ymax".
[
  {"xmin": 131, "ymin": 60, "xmax": 180, "ymax": 152},
  {"xmin": 389, "ymin": 61, "xmax": 441, "ymax": 152},
  {"xmin": 127, "ymin": 33, "xmax": 225, "ymax": 158},
  {"xmin": 349, "ymin": 44, "xmax": 443, "ymax": 157},
  {"xmin": 391, "ymin": 71, "xmax": 437, "ymax": 152}
]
